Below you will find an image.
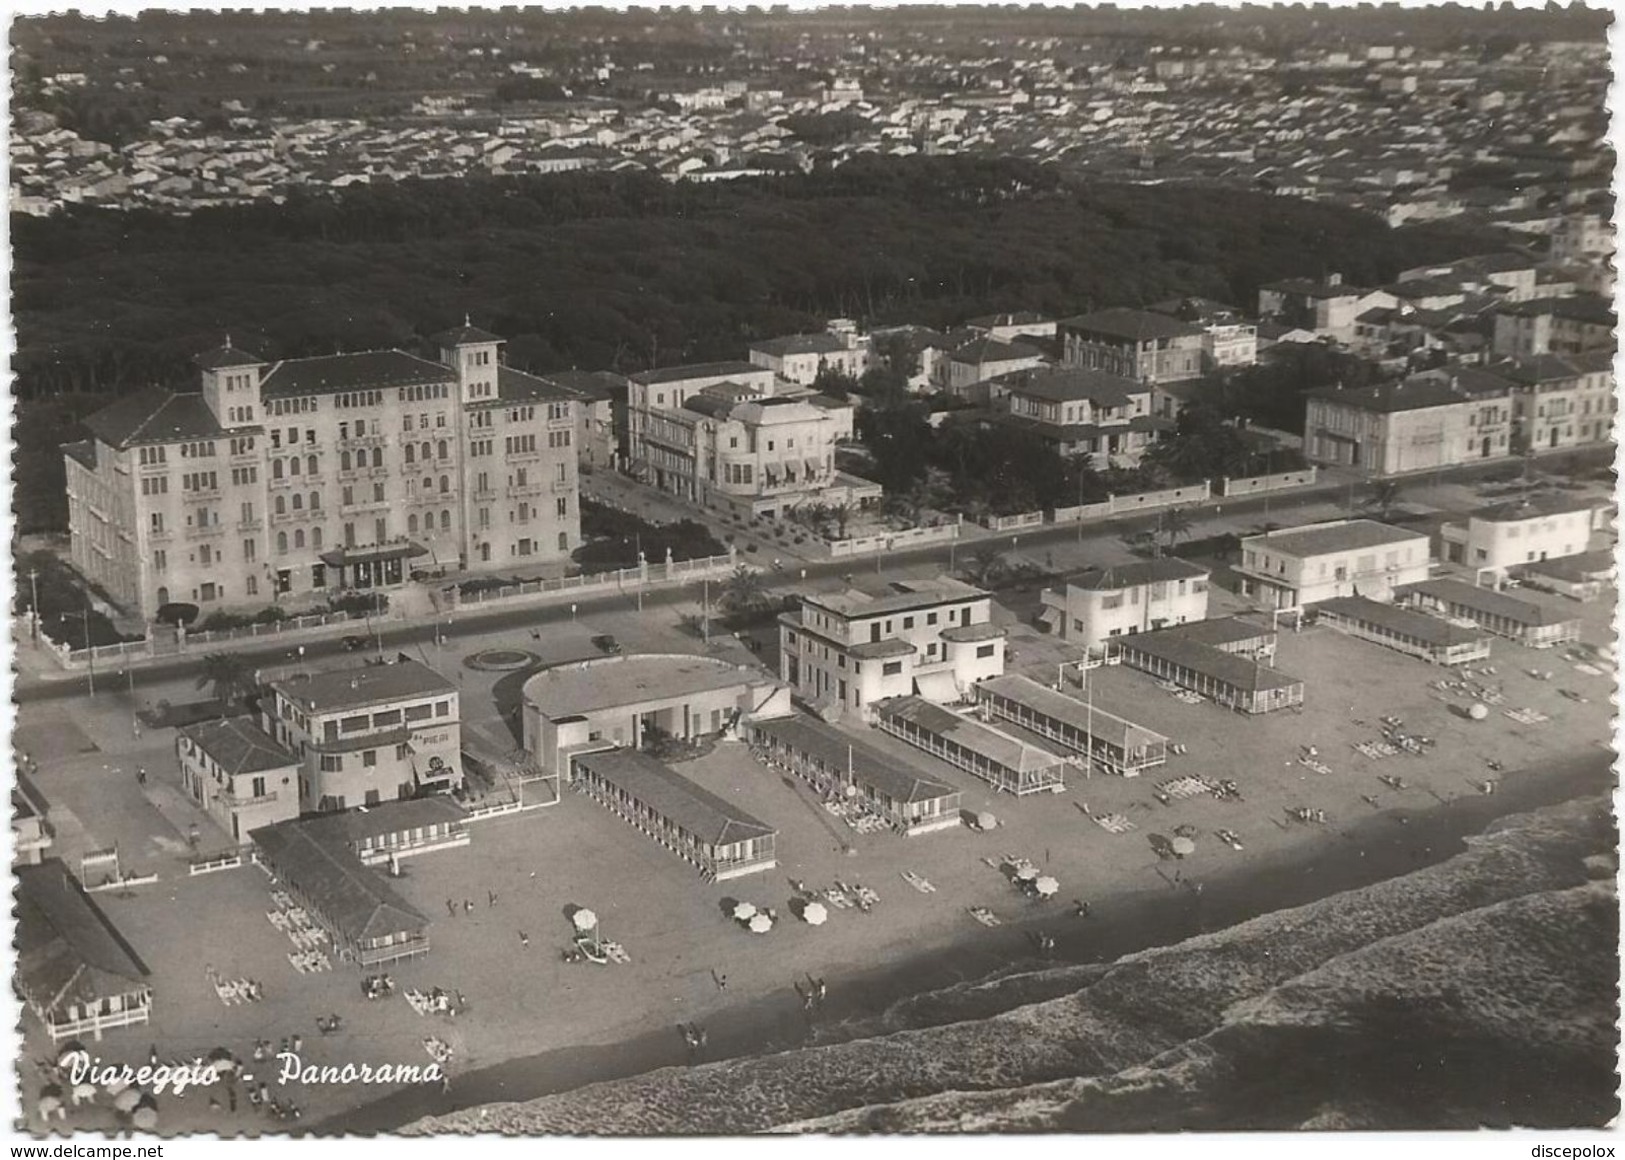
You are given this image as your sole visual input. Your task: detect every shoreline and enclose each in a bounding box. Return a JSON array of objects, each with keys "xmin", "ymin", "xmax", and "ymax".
[{"xmin": 316, "ymin": 746, "xmax": 1614, "ymax": 1135}]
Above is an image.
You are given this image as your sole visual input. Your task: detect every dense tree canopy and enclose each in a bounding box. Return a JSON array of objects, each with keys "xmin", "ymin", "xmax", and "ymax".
[{"xmin": 12, "ymin": 157, "xmax": 1506, "ymax": 532}]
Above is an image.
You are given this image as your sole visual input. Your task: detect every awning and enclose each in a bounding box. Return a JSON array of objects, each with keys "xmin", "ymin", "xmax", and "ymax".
[
  {"xmin": 320, "ymin": 542, "xmax": 429, "ymax": 568},
  {"xmin": 805, "ymin": 458, "xmax": 821, "ymax": 479},
  {"xmin": 913, "ymin": 670, "xmax": 960, "ymax": 705}
]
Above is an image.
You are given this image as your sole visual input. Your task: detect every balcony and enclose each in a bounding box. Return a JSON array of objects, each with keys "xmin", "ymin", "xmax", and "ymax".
[
  {"xmin": 338, "ymin": 434, "xmax": 389, "ymax": 450},
  {"xmin": 508, "ymin": 482, "xmax": 545, "ymax": 498},
  {"xmin": 473, "ymin": 488, "xmax": 498, "ymax": 502},
  {"xmin": 181, "ymin": 487, "xmax": 222, "ymax": 502},
  {"xmin": 185, "ymin": 523, "xmax": 226, "ymax": 540},
  {"xmin": 148, "ymin": 528, "xmax": 174, "ymax": 543},
  {"xmin": 221, "ymin": 788, "xmax": 278, "ymax": 808},
  {"xmin": 551, "ymin": 477, "xmax": 574, "ymax": 493},
  {"xmin": 238, "ymin": 519, "xmax": 265, "ymax": 532}
]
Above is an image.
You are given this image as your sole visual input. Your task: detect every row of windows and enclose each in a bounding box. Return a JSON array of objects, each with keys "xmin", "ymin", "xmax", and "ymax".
[
  {"xmin": 271, "ymin": 456, "xmax": 323, "ymax": 478},
  {"xmin": 506, "ymin": 434, "xmax": 537, "ymax": 455},
  {"xmin": 267, "ymin": 397, "xmax": 318, "ymax": 416},
  {"xmin": 140, "ymin": 476, "xmax": 170, "ymax": 496},
  {"xmin": 182, "ymin": 471, "xmax": 219, "ymax": 492},
  {"xmin": 318, "ymin": 742, "xmax": 414, "ymax": 773},
  {"xmin": 224, "ymin": 406, "xmax": 257, "ymax": 424},
  {"xmin": 400, "ymin": 384, "xmax": 450, "ymax": 402},
  {"xmin": 180, "ymin": 441, "xmax": 217, "ymax": 458},
  {"xmin": 336, "ymin": 391, "xmax": 385, "ymax": 409},
  {"xmin": 229, "ymin": 437, "xmax": 256, "ymax": 456},
  {"xmin": 137, "ymin": 446, "xmax": 168, "ymax": 466}
]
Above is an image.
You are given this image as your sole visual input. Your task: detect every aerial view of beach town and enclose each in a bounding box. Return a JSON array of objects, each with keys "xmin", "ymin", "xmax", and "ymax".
[{"xmin": 8, "ymin": 3, "xmax": 1618, "ymax": 1140}]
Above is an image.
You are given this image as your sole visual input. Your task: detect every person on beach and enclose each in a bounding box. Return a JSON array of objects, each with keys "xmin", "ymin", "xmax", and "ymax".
[
  {"xmin": 446, "ymin": 899, "xmax": 457, "ymax": 918},
  {"xmin": 519, "ymin": 931, "xmax": 530, "ymax": 948},
  {"xmin": 488, "ymin": 890, "xmax": 497, "ymax": 908},
  {"xmin": 463, "ymin": 899, "xmax": 474, "ymax": 914},
  {"xmin": 712, "ymin": 970, "xmax": 728, "ymax": 992}
]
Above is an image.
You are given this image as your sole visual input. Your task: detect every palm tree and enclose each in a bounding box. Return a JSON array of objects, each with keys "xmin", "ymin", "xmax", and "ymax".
[
  {"xmin": 1363, "ymin": 480, "xmax": 1404, "ymax": 521},
  {"xmin": 1159, "ymin": 506, "xmax": 1196, "ymax": 555},
  {"xmin": 719, "ymin": 565, "xmax": 767, "ymax": 613},
  {"xmin": 196, "ymin": 652, "xmax": 255, "ymax": 710},
  {"xmin": 961, "ymin": 546, "xmax": 1007, "ymax": 588},
  {"xmin": 830, "ymin": 502, "xmax": 855, "ymax": 540}
]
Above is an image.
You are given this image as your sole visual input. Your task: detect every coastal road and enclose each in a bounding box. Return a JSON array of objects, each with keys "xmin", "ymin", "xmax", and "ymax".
[{"xmin": 15, "ymin": 450, "xmax": 1609, "ymax": 704}]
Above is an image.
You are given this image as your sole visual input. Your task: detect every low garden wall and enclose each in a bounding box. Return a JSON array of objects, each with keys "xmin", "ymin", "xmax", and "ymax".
[
  {"xmin": 826, "ymin": 522, "xmax": 961, "ymax": 559},
  {"xmin": 1218, "ymin": 468, "xmax": 1319, "ymax": 497}
]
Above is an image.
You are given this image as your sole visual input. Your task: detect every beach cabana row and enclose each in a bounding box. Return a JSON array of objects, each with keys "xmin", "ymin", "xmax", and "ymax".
[
  {"xmin": 972, "ymin": 674, "xmax": 1168, "ymax": 778},
  {"xmin": 748, "ymin": 715, "xmax": 962, "ymax": 835},
  {"xmin": 1312, "ymin": 596, "xmax": 1493, "ymax": 666},
  {"xmin": 873, "ymin": 696, "xmax": 1066, "ymax": 796}
]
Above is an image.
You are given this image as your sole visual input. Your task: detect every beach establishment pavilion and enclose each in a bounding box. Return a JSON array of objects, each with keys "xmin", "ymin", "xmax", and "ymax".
[
  {"xmin": 252, "ymin": 807, "xmax": 435, "ymax": 967},
  {"xmin": 1395, "ymin": 579, "xmax": 1582, "ymax": 649},
  {"xmin": 748, "ymin": 714, "xmax": 963, "ymax": 835},
  {"xmin": 874, "ymin": 695, "xmax": 1067, "ymax": 796},
  {"xmin": 570, "ymin": 748, "xmax": 778, "ymax": 881},
  {"xmin": 1116, "ymin": 624, "xmax": 1306, "ymax": 714},
  {"xmin": 1313, "ymin": 596, "xmax": 1494, "ymax": 666},
  {"xmin": 17, "ymin": 859, "xmax": 152, "ymax": 1042},
  {"xmin": 973, "ymin": 673, "xmax": 1169, "ymax": 778},
  {"xmin": 523, "ymin": 653, "xmax": 792, "ymax": 778}
]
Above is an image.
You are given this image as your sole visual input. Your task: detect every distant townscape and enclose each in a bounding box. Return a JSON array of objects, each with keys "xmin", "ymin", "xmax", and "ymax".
[{"xmin": 10, "ymin": 11, "xmax": 1611, "ymax": 226}]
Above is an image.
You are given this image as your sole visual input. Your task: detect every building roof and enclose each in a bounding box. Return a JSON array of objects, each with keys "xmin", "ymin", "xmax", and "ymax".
[
  {"xmin": 430, "ymin": 322, "xmax": 505, "ymax": 347},
  {"xmin": 1117, "ymin": 630, "xmax": 1305, "ymax": 693},
  {"xmin": 1497, "ymin": 295, "xmax": 1615, "ymax": 325},
  {"xmin": 875, "ymin": 695, "xmax": 1067, "ymax": 774},
  {"xmin": 1490, "ymin": 353, "xmax": 1608, "ymax": 386},
  {"xmin": 949, "ymin": 336, "xmax": 1045, "ymax": 365},
  {"xmin": 82, "ymin": 388, "xmax": 226, "ymax": 449},
  {"xmin": 1396, "ymin": 578, "xmax": 1581, "ymax": 628},
  {"xmin": 299, "ymin": 796, "xmax": 466, "ymax": 847},
  {"xmin": 180, "ymin": 716, "xmax": 299, "ymax": 775},
  {"xmin": 1315, "ymin": 596, "xmax": 1493, "ymax": 648},
  {"xmin": 965, "ymin": 311, "xmax": 1051, "ymax": 329},
  {"xmin": 752, "ymin": 716, "xmax": 961, "ymax": 805},
  {"xmin": 572, "ymin": 748, "xmax": 776, "ymax": 847},
  {"xmin": 750, "ymin": 332, "xmax": 849, "ymax": 357},
  {"xmin": 194, "ymin": 337, "xmax": 266, "ymax": 369},
  {"xmin": 1470, "ymin": 494, "xmax": 1598, "ymax": 522},
  {"xmin": 631, "ymin": 360, "xmax": 764, "ymax": 386},
  {"xmin": 990, "ymin": 366, "xmax": 1143, "ymax": 407},
  {"xmin": 542, "ymin": 369, "xmax": 627, "ymax": 402},
  {"xmin": 1058, "ymin": 307, "xmax": 1204, "ymax": 342},
  {"xmin": 1066, "ymin": 557, "xmax": 1209, "ymax": 592},
  {"xmin": 1304, "ymin": 377, "xmax": 1500, "ymax": 413},
  {"xmin": 802, "ymin": 576, "xmax": 989, "ymax": 620},
  {"xmin": 16, "ymin": 860, "xmax": 150, "ymax": 1013},
  {"xmin": 271, "ymin": 658, "xmax": 456, "ymax": 715},
  {"xmin": 1068, "ymin": 306, "xmax": 1210, "ymax": 341},
  {"xmin": 523, "ymin": 653, "xmax": 772, "ymax": 720},
  {"xmin": 63, "ymin": 439, "xmax": 97, "ymax": 470},
  {"xmin": 250, "ymin": 819, "xmax": 430, "ymax": 941},
  {"xmin": 975, "ymin": 673, "xmax": 1167, "ymax": 755},
  {"xmin": 993, "ymin": 411, "xmax": 1174, "ymax": 443},
  {"xmin": 1161, "ymin": 615, "xmax": 1276, "ymax": 649},
  {"xmin": 1515, "ymin": 549, "xmax": 1615, "ymax": 583},
  {"xmin": 1146, "ymin": 296, "xmax": 1249, "ymax": 325},
  {"xmin": 940, "ymin": 620, "xmax": 1007, "ymax": 644},
  {"xmin": 1244, "ymin": 518, "xmax": 1425, "ymax": 560},
  {"xmin": 1259, "ymin": 277, "xmax": 1369, "ymax": 299},
  {"xmin": 495, "ymin": 364, "xmax": 577, "ymax": 403},
  {"xmin": 259, "ymin": 350, "xmax": 455, "ymax": 399}
]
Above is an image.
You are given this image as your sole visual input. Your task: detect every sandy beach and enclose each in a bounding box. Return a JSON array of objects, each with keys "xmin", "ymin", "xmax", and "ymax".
[
  {"xmin": 22, "ymin": 583, "xmax": 1616, "ymax": 1138},
  {"xmin": 322, "ymin": 745, "xmax": 1613, "ymax": 1133}
]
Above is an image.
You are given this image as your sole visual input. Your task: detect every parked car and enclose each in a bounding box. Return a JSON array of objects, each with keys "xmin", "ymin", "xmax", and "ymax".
[
  {"xmin": 342, "ymin": 634, "xmax": 368, "ymax": 651},
  {"xmin": 591, "ymin": 634, "xmax": 623, "ymax": 655}
]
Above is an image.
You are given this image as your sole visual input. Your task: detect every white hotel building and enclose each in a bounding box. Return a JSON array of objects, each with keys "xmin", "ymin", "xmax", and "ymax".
[{"xmin": 65, "ymin": 325, "xmax": 581, "ymax": 620}]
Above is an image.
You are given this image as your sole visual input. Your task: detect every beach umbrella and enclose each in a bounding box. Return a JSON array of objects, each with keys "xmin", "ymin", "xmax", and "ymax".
[
  {"xmin": 732, "ymin": 901, "xmax": 758, "ymax": 922},
  {"xmin": 976, "ymin": 812, "xmax": 997, "ymax": 831},
  {"xmin": 802, "ymin": 901, "xmax": 828, "ymax": 926},
  {"xmin": 1467, "ymin": 703, "xmax": 1489, "ymax": 721},
  {"xmin": 131, "ymin": 1105, "xmax": 158, "ymax": 1131},
  {"xmin": 1171, "ymin": 836, "xmax": 1196, "ymax": 857},
  {"xmin": 1034, "ymin": 876, "xmax": 1059, "ymax": 897},
  {"xmin": 1014, "ymin": 866, "xmax": 1039, "ymax": 881},
  {"xmin": 113, "ymin": 1087, "xmax": 143, "ymax": 1114},
  {"xmin": 102, "ymin": 1075, "xmax": 130, "ymax": 1098},
  {"xmin": 571, "ymin": 908, "xmax": 598, "ymax": 932},
  {"xmin": 748, "ymin": 913, "xmax": 773, "ymax": 934}
]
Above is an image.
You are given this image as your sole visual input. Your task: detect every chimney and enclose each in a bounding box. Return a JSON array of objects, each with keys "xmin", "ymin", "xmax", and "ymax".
[{"xmin": 1327, "ymin": 272, "xmax": 1343, "ymax": 288}]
